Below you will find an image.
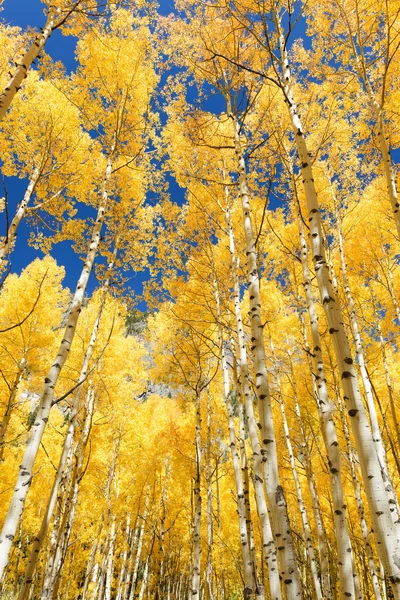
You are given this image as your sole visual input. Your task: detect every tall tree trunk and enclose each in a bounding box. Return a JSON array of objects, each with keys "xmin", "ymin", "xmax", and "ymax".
[
  {"xmin": 191, "ymin": 391, "xmax": 202, "ymax": 600},
  {"xmin": 289, "ymin": 168, "xmax": 358, "ymax": 597},
  {"xmin": 116, "ymin": 515, "xmax": 131, "ymax": 600},
  {"xmin": 232, "ymin": 113, "xmax": 302, "ymax": 599},
  {"xmin": 0, "ymin": 2, "xmax": 83, "ymax": 122},
  {"xmin": 226, "ymin": 200, "xmax": 281, "ymax": 600},
  {"xmin": 19, "ymin": 290, "xmax": 106, "ymax": 600},
  {"xmin": 332, "ymin": 184, "xmax": 399, "ymax": 522},
  {"xmin": 128, "ymin": 488, "xmax": 149, "ymax": 600},
  {"xmin": 268, "ymin": 335, "xmax": 323, "ymax": 600},
  {"xmin": 0, "ymin": 152, "xmax": 114, "ymax": 579},
  {"xmin": 81, "ymin": 517, "xmax": 104, "ymax": 600},
  {"xmin": 214, "ymin": 277, "xmax": 256, "ymax": 600},
  {"xmin": 335, "ymin": 377, "xmax": 383, "ymax": 600},
  {"xmin": 273, "ymin": 11, "xmax": 400, "ymax": 588}
]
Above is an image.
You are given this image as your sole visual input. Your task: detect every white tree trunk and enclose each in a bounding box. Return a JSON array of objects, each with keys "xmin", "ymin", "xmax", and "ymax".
[
  {"xmin": 214, "ymin": 277, "xmax": 256, "ymax": 600},
  {"xmin": 232, "ymin": 116, "xmax": 302, "ymax": 598},
  {"xmin": 290, "ymin": 178, "xmax": 358, "ymax": 597},
  {"xmin": 275, "ymin": 18, "xmax": 400, "ymax": 589},
  {"xmin": 269, "ymin": 337, "xmax": 323, "ymax": 600},
  {"xmin": 226, "ymin": 203, "xmax": 281, "ymax": 600},
  {"xmin": 191, "ymin": 392, "xmax": 202, "ymax": 600},
  {"xmin": 0, "ymin": 153, "xmax": 113, "ymax": 580},
  {"xmin": 333, "ymin": 193, "xmax": 399, "ymax": 523}
]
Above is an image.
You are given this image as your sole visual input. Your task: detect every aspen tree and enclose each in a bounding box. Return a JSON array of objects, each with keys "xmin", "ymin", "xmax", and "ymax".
[
  {"xmin": 214, "ymin": 277, "xmax": 257, "ymax": 600},
  {"xmin": 330, "ymin": 181, "xmax": 400, "ymax": 523},
  {"xmin": 0, "ymin": 153, "xmax": 113, "ymax": 579},
  {"xmin": 226, "ymin": 202, "xmax": 281, "ymax": 600},
  {"xmin": 222, "ymin": 0, "xmax": 400, "ymax": 587},
  {"xmin": 0, "ymin": 0, "xmax": 122, "ymax": 122},
  {"xmin": 268, "ymin": 333, "xmax": 323, "ymax": 600}
]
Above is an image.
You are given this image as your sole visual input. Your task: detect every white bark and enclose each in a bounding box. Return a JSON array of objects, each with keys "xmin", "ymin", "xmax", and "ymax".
[
  {"xmin": 226, "ymin": 204, "xmax": 281, "ymax": 600},
  {"xmin": 269, "ymin": 338, "xmax": 323, "ymax": 600},
  {"xmin": 0, "ymin": 153, "xmax": 113, "ymax": 580},
  {"xmin": 275, "ymin": 17, "xmax": 400, "ymax": 589},
  {"xmin": 232, "ymin": 116, "xmax": 301, "ymax": 598},
  {"xmin": 128, "ymin": 489, "xmax": 149, "ymax": 600},
  {"xmin": 333, "ymin": 193, "xmax": 399, "ymax": 523},
  {"xmin": 214, "ymin": 277, "xmax": 256, "ymax": 600},
  {"xmin": 336, "ymin": 385, "xmax": 383, "ymax": 600},
  {"xmin": 290, "ymin": 180, "xmax": 358, "ymax": 597},
  {"xmin": 191, "ymin": 392, "xmax": 202, "ymax": 600}
]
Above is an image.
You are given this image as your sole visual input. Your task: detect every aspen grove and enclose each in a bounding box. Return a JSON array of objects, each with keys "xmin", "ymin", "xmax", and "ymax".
[{"xmin": 0, "ymin": 0, "xmax": 400, "ymax": 598}]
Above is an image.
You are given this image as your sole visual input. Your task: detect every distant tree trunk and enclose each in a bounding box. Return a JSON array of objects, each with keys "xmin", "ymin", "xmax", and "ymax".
[
  {"xmin": 128, "ymin": 488, "xmax": 149, "ymax": 600},
  {"xmin": 191, "ymin": 391, "xmax": 202, "ymax": 600},
  {"xmin": 268, "ymin": 334, "xmax": 323, "ymax": 600},
  {"xmin": 205, "ymin": 393, "xmax": 214, "ymax": 600},
  {"xmin": 81, "ymin": 517, "xmax": 104, "ymax": 600},
  {"xmin": 116, "ymin": 515, "xmax": 131, "ymax": 600},
  {"xmin": 0, "ymin": 151, "xmax": 114, "ymax": 580},
  {"xmin": 104, "ymin": 515, "xmax": 117, "ymax": 600}
]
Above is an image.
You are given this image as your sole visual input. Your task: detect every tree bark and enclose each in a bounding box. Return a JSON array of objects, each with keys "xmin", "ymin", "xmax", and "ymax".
[
  {"xmin": 0, "ymin": 152, "xmax": 114, "ymax": 580},
  {"xmin": 274, "ymin": 12, "xmax": 400, "ymax": 588},
  {"xmin": 232, "ymin": 115, "xmax": 301, "ymax": 598}
]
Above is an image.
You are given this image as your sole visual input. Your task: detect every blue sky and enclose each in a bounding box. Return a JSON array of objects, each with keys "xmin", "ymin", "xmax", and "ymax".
[{"xmin": 1, "ymin": 0, "xmax": 180, "ymax": 306}]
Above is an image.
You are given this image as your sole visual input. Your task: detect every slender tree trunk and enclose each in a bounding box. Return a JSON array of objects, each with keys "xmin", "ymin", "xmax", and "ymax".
[
  {"xmin": 191, "ymin": 391, "xmax": 202, "ymax": 600},
  {"xmin": 226, "ymin": 201, "xmax": 281, "ymax": 600},
  {"xmin": 335, "ymin": 380, "xmax": 383, "ymax": 599},
  {"xmin": 237, "ymin": 389, "xmax": 262, "ymax": 598},
  {"xmin": 289, "ymin": 352, "xmax": 332, "ymax": 598},
  {"xmin": 268, "ymin": 335, "xmax": 323, "ymax": 600},
  {"xmin": 116, "ymin": 515, "xmax": 131, "ymax": 600},
  {"xmin": 20, "ymin": 292, "xmax": 106, "ymax": 599},
  {"xmin": 332, "ymin": 187, "xmax": 399, "ymax": 522},
  {"xmin": 0, "ymin": 1, "xmax": 84, "ymax": 122},
  {"xmin": 0, "ymin": 167, "xmax": 41, "ymax": 272},
  {"xmin": 81, "ymin": 517, "xmax": 104, "ymax": 600},
  {"xmin": 289, "ymin": 170, "xmax": 358, "ymax": 597},
  {"xmin": 0, "ymin": 152, "xmax": 114, "ymax": 579},
  {"xmin": 104, "ymin": 515, "xmax": 117, "ymax": 600},
  {"xmin": 274, "ymin": 13, "xmax": 400, "ymax": 588},
  {"xmin": 128, "ymin": 488, "xmax": 149, "ymax": 600},
  {"xmin": 214, "ymin": 277, "xmax": 256, "ymax": 600},
  {"xmin": 232, "ymin": 113, "xmax": 302, "ymax": 598},
  {"xmin": 205, "ymin": 393, "xmax": 214, "ymax": 600}
]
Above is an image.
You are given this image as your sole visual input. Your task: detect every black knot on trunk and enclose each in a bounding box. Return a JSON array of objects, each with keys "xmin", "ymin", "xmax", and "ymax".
[{"xmin": 341, "ymin": 371, "xmax": 354, "ymax": 379}]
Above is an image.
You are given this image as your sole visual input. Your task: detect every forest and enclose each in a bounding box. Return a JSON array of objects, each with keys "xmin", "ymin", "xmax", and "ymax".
[{"xmin": 0, "ymin": 0, "xmax": 399, "ymax": 599}]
